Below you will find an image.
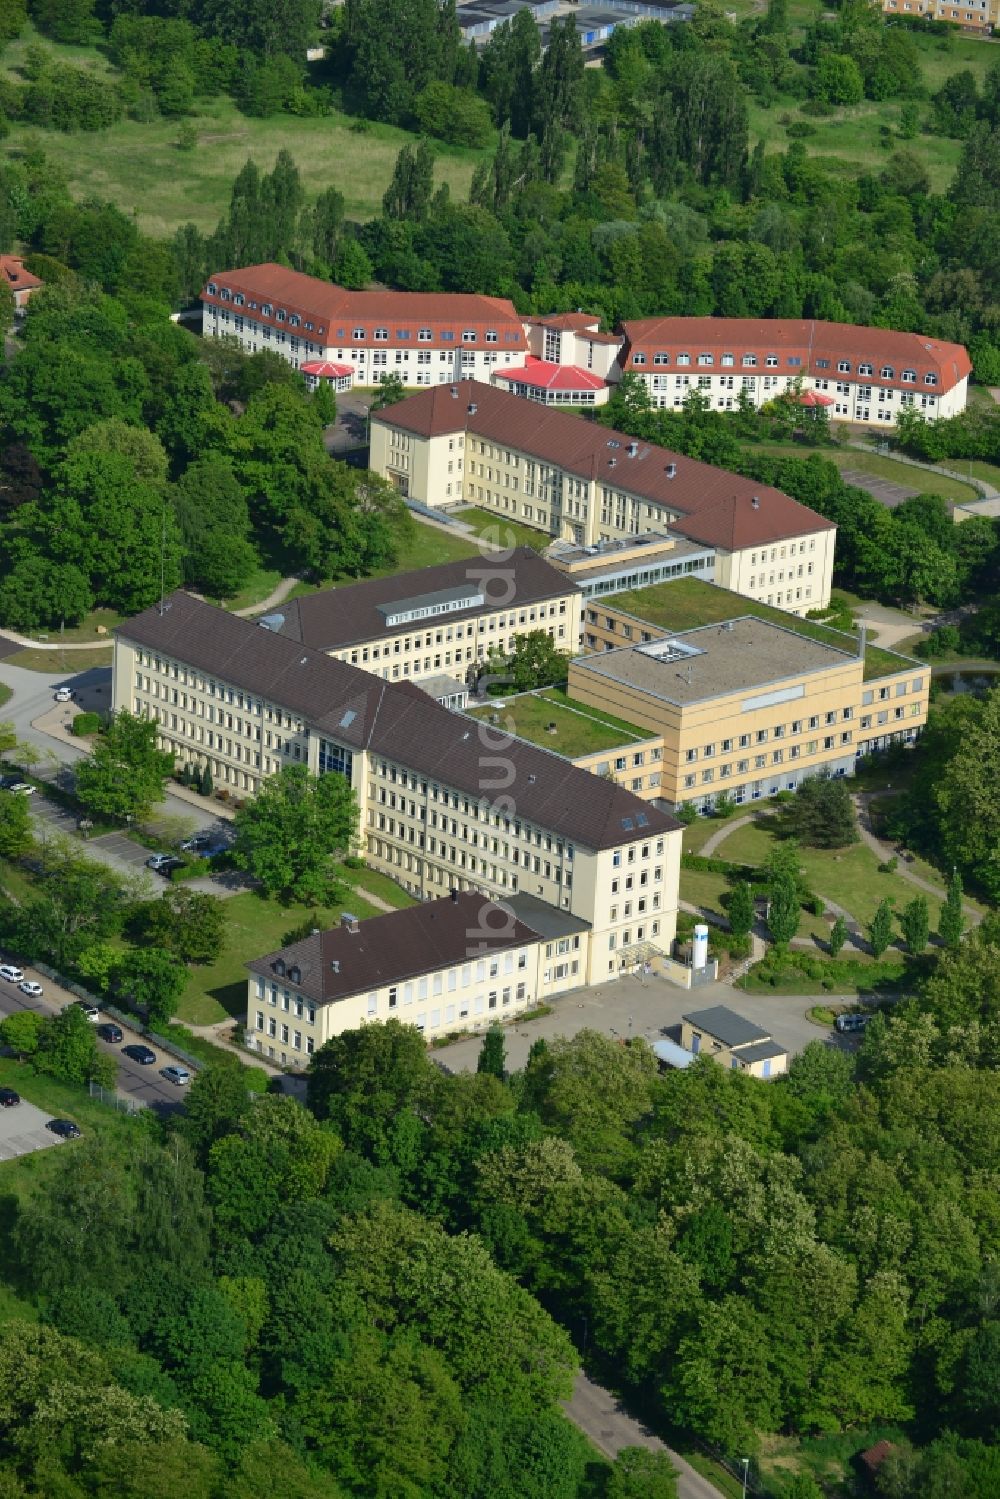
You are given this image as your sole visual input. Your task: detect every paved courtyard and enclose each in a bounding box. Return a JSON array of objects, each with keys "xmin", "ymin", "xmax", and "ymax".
[
  {"xmin": 0, "ymin": 1097, "xmax": 64, "ymax": 1161},
  {"xmin": 436, "ymin": 971, "xmax": 845, "ymax": 1074}
]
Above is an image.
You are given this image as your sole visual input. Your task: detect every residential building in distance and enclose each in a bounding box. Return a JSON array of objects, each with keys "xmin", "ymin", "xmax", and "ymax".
[
  {"xmin": 114, "ymin": 591, "xmax": 684, "ymax": 1042},
  {"xmin": 880, "ymin": 0, "xmax": 997, "ymax": 29},
  {"xmin": 568, "ymin": 576, "xmax": 929, "ymax": 813},
  {"xmin": 245, "ymin": 890, "xmax": 592, "ymax": 1058},
  {"xmin": 680, "ymin": 1004, "xmax": 788, "ymax": 1078},
  {"xmin": 201, "ymin": 263, "xmax": 529, "ymax": 386},
  {"xmin": 0, "ymin": 254, "xmax": 42, "ymax": 313},
  {"xmin": 618, "ymin": 317, "xmax": 971, "ymax": 426},
  {"xmin": 369, "ymin": 382, "xmax": 836, "ymax": 613},
  {"xmin": 258, "ymin": 548, "xmax": 580, "ymax": 688}
]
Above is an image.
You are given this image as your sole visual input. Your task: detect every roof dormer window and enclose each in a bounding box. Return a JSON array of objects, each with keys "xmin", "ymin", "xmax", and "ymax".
[
  {"xmin": 901, "ymin": 368, "xmax": 915, "ymax": 382},
  {"xmin": 207, "ymin": 281, "xmax": 218, "ymax": 294},
  {"xmin": 924, "ymin": 372, "xmax": 938, "ymax": 386},
  {"xmin": 880, "ymin": 365, "xmax": 894, "ymax": 379},
  {"xmin": 274, "ymin": 959, "xmax": 286, "ymax": 977},
  {"xmin": 374, "ymin": 327, "xmax": 388, "ymax": 340},
  {"xmin": 742, "ymin": 354, "xmax": 757, "ymax": 368},
  {"xmin": 858, "ymin": 362, "xmax": 873, "ymax": 376}
]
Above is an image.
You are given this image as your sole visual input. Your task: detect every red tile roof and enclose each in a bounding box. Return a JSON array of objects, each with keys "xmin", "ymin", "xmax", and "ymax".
[
  {"xmin": 494, "ymin": 357, "xmax": 607, "ymax": 393},
  {"xmin": 0, "ymin": 255, "xmax": 42, "ymax": 292},
  {"xmin": 620, "ymin": 317, "xmax": 971, "ymax": 393},
  {"xmin": 203, "ymin": 263, "xmax": 526, "ymax": 351},
  {"xmin": 374, "ymin": 382, "xmax": 834, "ymax": 549},
  {"xmin": 301, "ymin": 361, "xmax": 354, "ymax": 378}
]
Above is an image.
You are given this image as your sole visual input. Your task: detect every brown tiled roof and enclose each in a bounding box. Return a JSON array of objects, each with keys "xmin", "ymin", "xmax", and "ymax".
[
  {"xmin": 246, "ymin": 891, "xmax": 538, "ymax": 1006},
  {"xmin": 202, "ymin": 264, "xmax": 526, "ymax": 351},
  {"xmin": 273, "ymin": 547, "xmax": 576, "ymax": 651},
  {"xmin": 117, "ymin": 591, "xmax": 679, "ymax": 851},
  {"xmin": 375, "ymin": 382, "xmax": 833, "ymax": 546},
  {"xmin": 670, "ymin": 494, "xmax": 818, "ymax": 551},
  {"xmin": 619, "ymin": 317, "xmax": 971, "ymax": 393}
]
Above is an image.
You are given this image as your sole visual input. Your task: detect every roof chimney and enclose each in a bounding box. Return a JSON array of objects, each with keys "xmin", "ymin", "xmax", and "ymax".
[
  {"xmin": 751, "ymin": 495, "xmax": 760, "ymax": 510},
  {"xmin": 341, "ymin": 912, "xmax": 359, "ymax": 934},
  {"xmin": 666, "ymin": 463, "xmax": 676, "ymax": 479},
  {"xmin": 627, "ymin": 441, "xmax": 639, "ymax": 457}
]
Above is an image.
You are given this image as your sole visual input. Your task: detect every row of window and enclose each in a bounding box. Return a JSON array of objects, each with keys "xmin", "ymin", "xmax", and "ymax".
[{"xmin": 633, "ymin": 352, "xmax": 941, "ymax": 384}]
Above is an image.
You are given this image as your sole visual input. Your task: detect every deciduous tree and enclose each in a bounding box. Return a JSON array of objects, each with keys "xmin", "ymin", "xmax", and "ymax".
[
  {"xmin": 75, "ymin": 711, "xmax": 174, "ymax": 824},
  {"xmin": 232, "ymin": 764, "xmax": 358, "ymax": 903}
]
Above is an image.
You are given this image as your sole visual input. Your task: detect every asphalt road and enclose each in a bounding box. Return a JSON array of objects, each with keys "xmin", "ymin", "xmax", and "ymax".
[
  {"xmin": 0, "ymin": 962, "xmax": 188, "ymax": 1116},
  {"xmin": 565, "ymin": 1373, "xmax": 723, "ymax": 1499},
  {"xmin": 0, "ymin": 656, "xmax": 236, "ymax": 893}
]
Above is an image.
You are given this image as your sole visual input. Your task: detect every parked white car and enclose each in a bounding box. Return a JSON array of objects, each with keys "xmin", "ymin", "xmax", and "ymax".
[{"xmin": 0, "ymin": 965, "xmax": 25, "ymax": 983}]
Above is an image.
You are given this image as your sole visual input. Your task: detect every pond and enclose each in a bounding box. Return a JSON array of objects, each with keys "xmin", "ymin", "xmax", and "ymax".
[{"xmin": 934, "ymin": 668, "xmax": 1000, "ymax": 697}]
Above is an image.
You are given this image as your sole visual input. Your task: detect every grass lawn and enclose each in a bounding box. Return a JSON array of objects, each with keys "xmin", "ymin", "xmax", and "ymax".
[
  {"xmin": 338, "ymin": 864, "xmax": 417, "ymax": 910},
  {"xmin": 3, "ymin": 646, "xmax": 112, "ymax": 673},
  {"xmin": 679, "ymin": 865, "xmax": 730, "ymax": 918},
  {"xmin": 19, "ymin": 608, "xmax": 125, "ymax": 645},
  {"xmin": 606, "ymin": 575, "xmax": 912, "ymax": 680},
  {"xmin": 682, "ymin": 813, "xmax": 739, "ymax": 856},
  {"xmin": 176, "ymin": 887, "xmax": 381, "ymax": 1025},
  {"xmin": 1, "ymin": 89, "xmax": 487, "ymax": 237},
  {"xmin": 740, "ymin": 953, "xmax": 909, "ymax": 996},
  {"xmin": 742, "ymin": 440, "xmax": 979, "ymax": 505},
  {"xmin": 315, "ymin": 519, "xmax": 480, "ymax": 596},
  {"xmin": 454, "ymin": 507, "xmax": 551, "ymax": 552},
  {"xmin": 946, "ymin": 457, "xmax": 1000, "ymax": 489},
  {"xmin": 0, "ymin": 1055, "xmax": 150, "ymax": 1201},
  {"xmin": 467, "ymin": 686, "xmax": 650, "ymax": 757},
  {"xmin": 715, "ymin": 816, "xmax": 945, "ymax": 931},
  {"xmin": 0, "ymin": 684, "xmax": 11, "ymax": 709},
  {"xmin": 744, "ymin": 28, "xmax": 1000, "ymax": 192},
  {"xmin": 218, "ymin": 567, "xmax": 287, "ymax": 615}
]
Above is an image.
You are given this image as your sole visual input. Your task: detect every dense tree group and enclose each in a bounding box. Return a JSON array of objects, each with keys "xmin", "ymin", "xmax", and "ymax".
[
  {"xmin": 3, "ymin": 963, "xmax": 999, "ymax": 1493},
  {"xmin": 0, "ymin": 153, "xmax": 412, "ymax": 634}
]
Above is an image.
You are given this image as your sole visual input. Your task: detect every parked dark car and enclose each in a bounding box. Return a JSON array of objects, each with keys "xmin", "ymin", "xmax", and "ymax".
[
  {"xmin": 122, "ymin": 1044, "xmax": 156, "ymax": 1065},
  {"xmin": 97, "ymin": 1022, "xmax": 123, "ymax": 1044},
  {"xmin": 47, "ymin": 1119, "xmax": 81, "ymax": 1139},
  {"xmin": 0, "ymin": 1088, "xmax": 20, "ymax": 1108}
]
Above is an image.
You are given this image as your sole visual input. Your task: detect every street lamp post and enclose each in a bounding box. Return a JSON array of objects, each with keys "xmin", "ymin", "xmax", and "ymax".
[{"xmin": 741, "ymin": 1457, "xmax": 750, "ymax": 1499}]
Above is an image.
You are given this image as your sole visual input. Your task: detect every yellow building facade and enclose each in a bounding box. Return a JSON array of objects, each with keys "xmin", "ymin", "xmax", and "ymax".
[
  {"xmin": 568, "ymin": 601, "xmax": 929, "ymax": 812},
  {"xmin": 113, "ymin": 592, "xmax": 685, "ymax": 1058},
  {"xmin": 245, "ymin": 893, "xmax": 593, "ymax": 1060},
  {"xmin": 369, "ymin": 383, "xmax": 837, "ymax": 616},
  {"xmin": 266, "ymin": 549, "xmax": 581, "ymax": 688}
]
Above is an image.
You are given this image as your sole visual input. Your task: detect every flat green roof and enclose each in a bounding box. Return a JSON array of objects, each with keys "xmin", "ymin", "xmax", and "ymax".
[
  {"xmin": 605, "ymin": 577, "xmax": 916, "ymax": 682},
  {"xmin": 466, "ymin": 688, "xmax": 652, "ymax": 758}
]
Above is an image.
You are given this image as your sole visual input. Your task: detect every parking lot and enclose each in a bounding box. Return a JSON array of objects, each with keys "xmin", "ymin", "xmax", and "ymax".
[{"xmin": 0, "ymin": 1096, "xmax": 63, "ymax": 1160}]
